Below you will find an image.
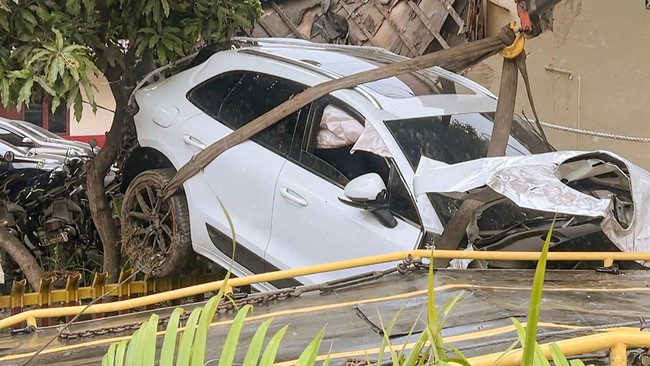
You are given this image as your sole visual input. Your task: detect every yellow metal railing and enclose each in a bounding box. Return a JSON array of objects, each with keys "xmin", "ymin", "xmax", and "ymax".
[
  {"xmin": 467, "ymin": 330, "xmax": 650, "ymax": 366},
  {"xmin": 1, "ymin": 270, "xmax": 220, "ymax": 328},
  {"xmin": 0, "ymin": 249, "xmax": 649, "ymax": 330}
]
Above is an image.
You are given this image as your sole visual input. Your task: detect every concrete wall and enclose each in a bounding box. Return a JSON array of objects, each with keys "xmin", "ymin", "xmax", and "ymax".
[{"xmin": 465, "ymin": 0, "xmax": 650, "ymax": 168}]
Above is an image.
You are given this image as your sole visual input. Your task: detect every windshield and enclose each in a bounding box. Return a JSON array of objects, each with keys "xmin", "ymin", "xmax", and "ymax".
[
  {"xmin": 385, "ymin": 113, "xmax": 552, "ymax": 231},
  {"xmin": 10, "ymin": 120, "xmax": 63, "ymax": 141}
]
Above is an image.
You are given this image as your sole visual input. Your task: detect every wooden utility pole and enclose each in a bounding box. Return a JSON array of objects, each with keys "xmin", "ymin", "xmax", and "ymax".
[{"xmin": 433, "ymin": 29, "xmax": 524, "ymax": 267}]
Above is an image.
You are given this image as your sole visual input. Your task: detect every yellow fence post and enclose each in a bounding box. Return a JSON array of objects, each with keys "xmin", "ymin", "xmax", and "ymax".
[
  {"xmin": 610, "ymin": 343, "xmax": 627, "ymax": 366},
  {"xmin": 91, "ymin": 272, "xmax": 108, "ymax": 319},
  {"xmin": 117, "ymin": 269, "xmax": 134, "ymax": 315},
  {"xmin": 38, "ymin": 277, "xmax": 53, "ymax": 327},
  {"xmin": 64, "ymin": 273, "xmax": 81, "ymax": 323},
  {"xmin": 10, "ymin": 279, "xmax": 26, "ymax": 331}
]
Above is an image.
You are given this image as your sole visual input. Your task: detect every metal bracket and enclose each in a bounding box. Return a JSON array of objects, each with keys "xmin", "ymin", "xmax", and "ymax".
[{"xmin": 499, "ymin": 22, "xmax": 526, "ymax": 59}]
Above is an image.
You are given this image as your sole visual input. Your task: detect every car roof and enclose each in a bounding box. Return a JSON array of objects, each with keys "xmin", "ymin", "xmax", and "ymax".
[{"xmin": 230, "ymin": 39, "xmax": 498, "ymax": 119}]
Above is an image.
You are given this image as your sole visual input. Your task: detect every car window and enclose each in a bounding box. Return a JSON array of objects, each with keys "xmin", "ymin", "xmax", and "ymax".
[
  {"xmin": 387, "ymin": 167, "xmax": 420, "ymax": 224},
  {"xmin": 187, "ymin": 71, "xmax": 308, "ymax": 157},
  {"xmin": 0, "ymin": 127, "xmax": 26, "ymax": 147}
]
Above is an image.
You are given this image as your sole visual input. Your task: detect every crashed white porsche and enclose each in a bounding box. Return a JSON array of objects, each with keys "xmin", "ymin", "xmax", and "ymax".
[{"xmin": 415, "ymin": 149, "xmax": 648, "ymax": 268}]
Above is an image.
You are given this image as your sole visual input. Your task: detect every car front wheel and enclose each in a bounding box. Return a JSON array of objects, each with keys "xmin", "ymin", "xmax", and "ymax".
[{"xmin": 121, "ymin": 168, "xmax": 192, "ymax": 277}]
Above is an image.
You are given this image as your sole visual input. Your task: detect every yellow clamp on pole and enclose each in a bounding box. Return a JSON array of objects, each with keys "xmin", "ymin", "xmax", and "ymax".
[{"xmin": 499, "ymin": 22, "xmax": 526, "ymax": 59}]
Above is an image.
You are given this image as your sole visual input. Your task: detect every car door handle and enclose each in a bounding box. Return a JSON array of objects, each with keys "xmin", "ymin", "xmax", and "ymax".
[
  {"xmin": 183, "ymin": 134, "xmax": 206, "ymax": 150},
  {"xmin": 279, "ymin": 187, "xmax": 308, "ymax": 206}
]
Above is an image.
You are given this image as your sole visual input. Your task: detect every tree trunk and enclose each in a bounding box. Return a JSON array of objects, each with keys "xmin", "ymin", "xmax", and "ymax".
[
  {"xmin": 86, "ymin": 82, "xmax": 128, "ymax": 283},
  {"xmin": 0, "ymin": 229, "xmax": 44, "ymax": 291}
]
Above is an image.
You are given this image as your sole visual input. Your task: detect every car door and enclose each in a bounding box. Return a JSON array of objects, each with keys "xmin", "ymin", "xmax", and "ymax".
[
  {"xmin": 183, "ymin": 71, "xmax": 309, "ymax": 281},
  {"xmin": 266, "ymin": 99, "xmax": 423, "ymax": 286}
]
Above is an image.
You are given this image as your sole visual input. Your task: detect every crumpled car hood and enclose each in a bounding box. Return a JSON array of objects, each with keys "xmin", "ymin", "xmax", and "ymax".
[{"xmin": 413, "ymin": 150, "xmax": 650, "ymax": 259}]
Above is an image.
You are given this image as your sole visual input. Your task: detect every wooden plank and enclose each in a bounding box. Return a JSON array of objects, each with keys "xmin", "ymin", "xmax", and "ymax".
[
  {"xmin": 339, "ymin": 1, "xmax": 381, "ymax": 47},
  {"xmin": 372, "ymin": 0, "xmax": 419, "ymax": 57},
  {"xmin": 271, "ymin": 1, "xmax": 307, "ymax": 39},
  {"xmin": 407, "ymin": 0, "xmax": 450, "ymax": 51},
  {"xmin": 433, "ymin": 33, "xmax": 519, "ymax": 267},
  {"xmin": 259, "ymin": 17, "xmax": 282, "ymax": 38},
  {"xmin": 438, "ymin": 0, "xmax": 466, "ymax": 32}
]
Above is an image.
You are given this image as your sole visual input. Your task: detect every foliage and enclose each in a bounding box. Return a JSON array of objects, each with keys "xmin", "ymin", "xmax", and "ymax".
[
  {"xmin": 101, "ymin": 293, "xmax": 330, "ymax": 366},
  {"xmin": 0, "ymin": 0, "xmax": 261, "ymax": 118}
]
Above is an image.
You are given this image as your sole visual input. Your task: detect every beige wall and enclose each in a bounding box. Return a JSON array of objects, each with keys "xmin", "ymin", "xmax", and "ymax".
[
  {"xmin": 69, "ymin": 74, "xmax": 115, "ymax": 137},
  {"xmin": 465, "ymin": 0, "xmax": 650, "ymax": 168}
]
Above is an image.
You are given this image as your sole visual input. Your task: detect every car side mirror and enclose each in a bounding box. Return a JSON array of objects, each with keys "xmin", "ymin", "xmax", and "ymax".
[
  {"xmin": 339, "ymin": 173, "xmax": 397, "ymax": 228},
  {"xmin": 89, "ymin": 138, "xmax": 97, "ymax": 149},
  {"xmin": 21, "ymin": 137, "xmax": 34, "ymax": 146}
]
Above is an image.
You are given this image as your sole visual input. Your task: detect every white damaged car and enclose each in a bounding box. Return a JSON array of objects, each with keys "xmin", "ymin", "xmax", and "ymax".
[{"xmin": 123, "ymin": 38, "xmax": 647, "ymax": 290}]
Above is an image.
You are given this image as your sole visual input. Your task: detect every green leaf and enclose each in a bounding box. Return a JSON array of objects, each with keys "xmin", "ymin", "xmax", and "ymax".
[
  {"xmin": 242, "ymin": 318, "xmax": 273, "ymax": 366},
  {"xmin": 148, "ymin": 34, "xmax": 160, "ymax": 49},
  {"xmin": 36, "ymin": 76, "xmax": 56, "ymax": 96},
  {"xmin": 521, "ymin": 216, "xmax": 556, "ymax": 366},
  {"xmin": 26, "ymin": 49, "xmax": 50, "ymax": 66},
  {"xmin": 438, "ymin": 290, "xmax": 465, "ymax": 328},
  {"xmin": 190, "ymin": 293, "xmax": 225, "ymax": 365},
  {"xmin": 53, "ymin": 28, "xmax": 64, "ymax": 50},
  {"xmin": 175, "ymin": 306, "xmax": 203, "ymax": 366},
  {"xmin": 376, "ymin": 307, "xmax": 404, "ymax": 365},
  {"xmin": 295, "ymin": 328, "xmax": 325, "ymax": 366},
  {"xmin": 124, "ymin": 326, "xmax": 143, "ymax": 365},
  {"xmin": 217, "ymin": 305, "xmax": 253, "ymax": 366},
  {"xmin": 114, "ymin": 340, "xmax": 128, "ymax": 366},
  {"xmin": 73, "ymin": 89, "xmax": 83, "ymax": 121},
  {"xmin": 62, "ymin": 44, "xmax": 87, "ymax": 53},
  {"xmin": 19, "ymin": 8, "xmax": 37, "ymax": 26},
  {"xmin": 160, "ymin": 307, "xmax": 184, "ymax": 365},
  {"xmin": 81, "ymin": 80, "xmax": 96, "ymax": 111},
  {"xmin": 143, "ymin": 314, "xmax": 159, "ymax": 365},
  {"xmin": 550, "ymin": 343, "xmax": 570, "ymax": 366},
  {"xmin": 161, "ymin": 0, "xmax": 170, "ymax": 17},
  {"xmin": 17, "ymin": 78, "xmax": 34, "ymax": 108},
  {"xmin": 258, "ymin": 325, "xmax": 289, "ymax": 366},
  {"xmin": 0, "ymin": 78, "xmax": 9, "ymax": 108},
  {"xmin": 102, "ymin": 342, "xmax": 116, "ymax": 366},
  {"xmin": 139, "ymin": 27, "xmax": 157, "ymax": 34}
]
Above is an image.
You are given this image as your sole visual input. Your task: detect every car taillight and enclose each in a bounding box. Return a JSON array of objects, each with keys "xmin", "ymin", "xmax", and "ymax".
[{"xmin": 45, "ymin": 221, "xmax": 62, "ymax": 231}]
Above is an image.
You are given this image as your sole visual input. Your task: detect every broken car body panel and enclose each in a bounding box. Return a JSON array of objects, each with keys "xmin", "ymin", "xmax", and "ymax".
[{"xmin": 414, "ymin": 150, "xmax": 649, "ymax": 262}]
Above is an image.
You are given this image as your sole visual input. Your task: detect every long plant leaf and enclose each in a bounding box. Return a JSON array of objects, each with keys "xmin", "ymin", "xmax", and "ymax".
[
  {"xmin": 437, "ymin": 291, "xmax": 466, "ymax": 328},
  {"xmin": 521, "ymin": 216, "xmax": 556, "ymax": 366},
  {"xmin": 160, "ymin": 308, "xmax": 185, "ymax": 366},
  {"xmin": 550, "ymin": 343, "xmax": 570, "ymax": 366},
  {"xmin": 218, "ymin": 304, "xmax": 253, "ymax": 366},
  {"xmin": 143, "ymin": 314, "xmax": 160, "ymax": 365},
  {"xmin": 295, "ymin": 328, "xmax": 326, "ymax": 366},
  {"xmin": 376, "ymin": 307, "xmax": 404, "ymax": 365},
  {"xmin": 125, "ymin": 325, "xmax": 144, "ymax": 365},
  {"xmin": 115, "ymin": 339, "xmax": 128, "ymax": 366},
  {"xmin": 176, "ymin": 306, "xmax": 204, "ymax": 366},
  {"xmin": 102, "ymin": 343, "xmax": 116, "ymax": 366},
  {"xmin": 258, "ymin": 325, "xmax": 289, "ymax": 366},
  {"xmin": 242, "ymin": 318, "xmax": 273, "ymax": 366},
  {"xmin": 191, "ymin": 293, "xmax": 227, "ymax": 365}
]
